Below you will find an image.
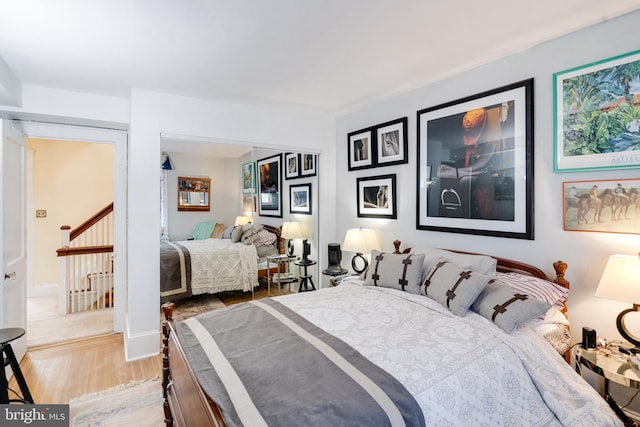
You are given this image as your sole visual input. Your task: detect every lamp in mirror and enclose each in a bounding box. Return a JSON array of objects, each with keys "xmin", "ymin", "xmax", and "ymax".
[
  {"xmin": 342, "ymin": 228, "xmax": 380, "ymax": 274},
  {"xmin": 595, "ymin": 253, "xmax": 640, "ymax": 347},
  {"xmin": 161, "ymin": 153, "xmax": 174, "ymax": 170},
  {"xmin": 281, "ymin": 221, "xmax": 305, "ymax": 258},
  {"xmin": 234, "ymin": 216, "xmax": 253, "ymax": 226}
]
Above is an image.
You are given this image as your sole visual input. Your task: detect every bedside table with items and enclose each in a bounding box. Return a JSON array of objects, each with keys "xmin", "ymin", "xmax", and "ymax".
[
  {"xmin": 266, "ymin": 254, "xmax": 298, "ymax": 295},
  {"xmin": 574, "ymin": 341, "xmax": 640, "ymax": 426}
]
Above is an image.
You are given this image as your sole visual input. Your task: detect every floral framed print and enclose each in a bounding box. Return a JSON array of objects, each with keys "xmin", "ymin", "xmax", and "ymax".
[
  {"xmin": 257, "ymin": 153, "xmax": 282, "ymax": 217},
  {"xmin": 376, "ymin": 117, "xmax": 408, "ymax": 166},
  {"xmin": 285, "ymin": 153, "xmax": 299, "ymax": 180},
  {"xmin": 241, "ymin": 162, "xmax": 256, "ymax": 194},
  {"xmin": 554, "ymin": 50, "xmax": 640, "ymax": 172},
  {"xmin": 348, "ymin": 128, "xmax": 374, "ymax": 171},
  {"xmin": 300, "ymin": 153, "xmax": 317, "ymax": 177},
  {"xmin": 416, "ymin": 79, "xmax": 534, "ymax": 239},
  {"xmin": 563, "ymin": 178, "xmax": 640, "ymax": 234},
  {"xmin": 290, "ymin": 183, "xmax": 312, "ymax": 215},
  {"xmin": 357, "ymin": 174, "xmax": 397, "ymax": 219}
]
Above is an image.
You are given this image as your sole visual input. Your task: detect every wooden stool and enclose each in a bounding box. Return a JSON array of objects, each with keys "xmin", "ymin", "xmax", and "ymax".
[{"xmin": 0, "ymin": 328, "xmax": 34, "ymax": 404}]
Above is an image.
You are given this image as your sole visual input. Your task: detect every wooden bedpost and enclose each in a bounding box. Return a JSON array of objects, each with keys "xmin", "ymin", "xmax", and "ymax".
[
  {"xmin": 552, "ymin": 260, "xmax": 569, "ymax": 289},
  {"xmin": 161, "ymin": 302, "xmax": 175, "ymax": 427}
]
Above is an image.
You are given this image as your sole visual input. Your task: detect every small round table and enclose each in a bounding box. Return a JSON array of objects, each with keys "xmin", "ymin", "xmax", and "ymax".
[
  {"xmin": 295, "ymin": 260, "xmax": 317, "ymax": 292},
  {"xmin": 1, "ymin": 327, "xmax": 34, "ymax": 404}
]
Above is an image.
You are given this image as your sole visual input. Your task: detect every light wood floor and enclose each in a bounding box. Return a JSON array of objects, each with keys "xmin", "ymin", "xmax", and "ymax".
[{"xmin": 8, "ymin": 281, "xmax": 287, "ymax": 404}]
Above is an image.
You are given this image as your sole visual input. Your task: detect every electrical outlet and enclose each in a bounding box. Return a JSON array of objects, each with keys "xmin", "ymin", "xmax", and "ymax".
[{"xmin": 36, "ymin": 209, "xmax": 47, "ymax": 218}]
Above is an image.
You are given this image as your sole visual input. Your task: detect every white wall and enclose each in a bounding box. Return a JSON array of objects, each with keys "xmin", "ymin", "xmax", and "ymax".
[
  {"xmin": 165, "ymin": 152, "xmax": 240, "ymax": 240},
  {"xmin": 334, "ymin": 10, "xmax": 640, "ymax": 344}
]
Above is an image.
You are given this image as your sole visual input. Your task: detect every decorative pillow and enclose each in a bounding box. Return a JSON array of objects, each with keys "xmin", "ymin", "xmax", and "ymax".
[
  {"xmin": 471, "ymin": 281, "xmax": 551, "ymax": 333},
  {"xmin": 414, "ymin": 247, "xmax": 497, "ymax": 279},
  {"xmin": 253, "ymin": 229, "xmax": 277, "ymax": 247},
  {"xmin": 421, "ymin": 258, "xmax": 490, "ymax": 316},
  {"xmin": 192, "ymin": 221, "xmax": 216, "ymax": 240},
  {"xmin": 361, "ymin": 250, "xmax": 425, "ymax": 294},
  {"xmin": 211, "ymin": 223, "xmax": 225, "ymax": 238},
  {"xmin": 221, "ymin": 225, "xmax": 243, "ymax": 242},
  {"xmin": 491, "ymin": 272, "xmax": 568, "ymax": 310},
  {"xmin": 240, "ymin": 224, "xmax": 264, "ymax": 245}
]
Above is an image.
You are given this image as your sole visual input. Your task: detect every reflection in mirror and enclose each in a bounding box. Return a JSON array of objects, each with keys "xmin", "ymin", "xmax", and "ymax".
[{"xmin": 178, "ymin": 176, "xmax": 211, "ymax": 211}]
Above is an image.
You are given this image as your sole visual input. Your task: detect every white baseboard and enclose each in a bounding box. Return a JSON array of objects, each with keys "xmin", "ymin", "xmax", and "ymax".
[
  {"xmin": 123, "ymin": 315, "xmax": 161, "ymax": 361},
  {"xmin": 27, "ymin": 283, "xmax": 57, "ymax": 297}
]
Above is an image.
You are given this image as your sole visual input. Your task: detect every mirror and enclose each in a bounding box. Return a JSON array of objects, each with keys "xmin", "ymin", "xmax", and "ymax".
[{"xmin": 178, "ymin": 176, "xmax": 211, "ymax": 211}]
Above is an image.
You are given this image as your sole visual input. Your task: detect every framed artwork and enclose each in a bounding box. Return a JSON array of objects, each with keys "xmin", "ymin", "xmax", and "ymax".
[
  {"xmin": 257, "ymin": 154, "xmax": 282, "ymax": 217},
  {"xmin": 289, "ymin": 183, "xmax": 312, "ymax": 215},
  {"xmin": 376, "ymin": 117, "xmax": 408, "ymax": 166},
  {"xmin": 348, "ymin": 128, "xmax": 374, "ymax": 171},
  {"xmin": 242, "ymin": 195, "xmax": 255, "ymax": 213},
  {"xmin": 554, "ymin": 50, "xmax": 640, "ymax": 172},
  {"xmin": 416, "ymin": 79, "xmax": 534, "ymax": 239},
  {"xmin": 357, "ymin": 174, "xmax": 397, "ymax": 219},
  {"xmin": 241, "ymin": 162, "xmax": 256, "ymax": 194},
  {"xmin": 563, "ymin": 178, "xmax": 640, "ymax": 234},
  {"xmin": 178, "ymin": 176, "xmax": 211, "ymax": 212},
  {"xmin": 300, "ymin": 153, "xmax": 317, "ymax": 177},
  {"xmin": 284, "ymin": 153, "xmax": 299, "ymax": 179}
]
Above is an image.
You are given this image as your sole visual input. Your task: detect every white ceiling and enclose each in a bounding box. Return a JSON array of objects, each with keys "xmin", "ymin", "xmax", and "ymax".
[{"xmin": 0, "ymin": 1, "xmax": 639, "ymax": 115}]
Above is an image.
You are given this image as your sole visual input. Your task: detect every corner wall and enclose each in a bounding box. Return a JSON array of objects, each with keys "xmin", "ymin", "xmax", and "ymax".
[{"xmin": 334, "ymin": 10, "xmax": 640, "ymax": 343}]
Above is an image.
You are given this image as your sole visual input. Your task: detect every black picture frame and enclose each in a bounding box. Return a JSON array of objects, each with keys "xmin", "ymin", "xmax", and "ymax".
[
  {"xmin": 300, "ymin": 153, "xmax": 317, "ymax": 177},
  {"xmin": 376, "ymin": 117, "xmax": 408, "ymax": 167},
  {"xmin": 289, "ymin": 183, "xmax": 312, "ymax": 215},
  {"xmin": 348, "ymin": 128, "xmax": 374, "ymax": 171},
  {"xmin": 357, "ymin": 174, "xmax": 397, "ymax": 219},
  {"xmin": 257, "ymin": 153, "xmax": 282, "ymax": 217},
  {"xmin": 284, "ymin": 153, "xmax": 299, "ymax": 180},
  {"xmin": 416, "ymin": 79, "xmax": 534, "ymax": 239}
]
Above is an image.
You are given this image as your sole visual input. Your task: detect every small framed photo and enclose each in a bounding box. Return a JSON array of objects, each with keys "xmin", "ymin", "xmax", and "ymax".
[
  {"xmin": 357, "ymin": 174, "xmax": 397, "ymax": 219},
  {"xmin": 242, "ymin": 195, "xmax": 255, "ymax": 213},
  {"xmin": 563, "ymin": 178, "xmax": 640, "ymax": 234},
  {"xmin": 241, "ymin": 162, "xmax": 256, "ymax": 194},
  {"xmin": 376, "ymin": 117, "xmax": 408, "ymax": 166},
  {"xmin": 300, "ymin": 153, "xmax": 317, "ymax": 177},
  {"xmin": 348, "ymin": 128, "xmax": 374, "ymax": 171},
  {"xmin": 290, "ymin": 183, "xmax": 312, "ymax": 215},
  {"xmin": 257, "ymin": 153, "xmax": 282, "ymax": 217},
  {"xmin": 554, "ymin": 50, "xmax": 640, "ymax": 172},
  {"xmin": 285, "ymin": 153, "xmax": 299, "ymax": 179}
]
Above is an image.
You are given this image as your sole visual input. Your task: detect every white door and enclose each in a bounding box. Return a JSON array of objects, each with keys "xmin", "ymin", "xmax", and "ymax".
[{"xmin": 1, "ymin": 119, "xmax": 27, "ymax": 362}]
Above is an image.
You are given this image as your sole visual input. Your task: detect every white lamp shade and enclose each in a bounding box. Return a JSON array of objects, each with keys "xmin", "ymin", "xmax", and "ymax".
[
  {"xmin": 595, "ymin": 254, "xmax": 640, "ymax": 304},
  {"xmin": 342, "ymin": 228, "xmax": 380, "ymax": 255},
  {"xmin": 281, "ymin": 221, "xmax": 305, "ymax": 239},
  {"xmin": 234, "ymin": 216, "xmax": 252, "ymax": 226}
]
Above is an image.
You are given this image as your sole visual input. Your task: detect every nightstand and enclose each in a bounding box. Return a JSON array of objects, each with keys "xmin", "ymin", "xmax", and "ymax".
[
  {"xmin": 574, "ymin": 344, "xmax": 640, "ymax": 426},
  {"xmin": 266, "ymin": 254, "xmax": 298, "ymax": 295},
  {"xmin": 294, "ymin": 259, "xmax": 316, "ymax": 292}
]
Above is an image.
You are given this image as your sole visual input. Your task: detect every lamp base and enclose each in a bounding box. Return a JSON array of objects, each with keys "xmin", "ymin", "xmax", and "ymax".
[
  {"xmin": 616, "ymin": 304, "xmax": 640, "ymax": 347},
  {"xmin": 351, "ymin": 253, "xmax": 368, "ymax": 275}
]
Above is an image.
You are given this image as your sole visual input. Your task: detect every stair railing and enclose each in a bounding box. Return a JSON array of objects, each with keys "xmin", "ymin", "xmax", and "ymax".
[{"xmin": 56, "ymin": 203, "xmax": 114, "ymax": 314}]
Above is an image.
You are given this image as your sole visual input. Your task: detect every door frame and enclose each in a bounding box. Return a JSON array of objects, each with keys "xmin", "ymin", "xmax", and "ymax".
[{"xmin": 16, "ymin": 121, "xmax": 128, "ymax": 333}]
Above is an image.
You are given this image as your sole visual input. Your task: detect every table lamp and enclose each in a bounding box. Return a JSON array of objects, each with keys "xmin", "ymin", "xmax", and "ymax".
[
  {"xmin": 234, "ymin": 216, "xmax": 252, "ymax": 226},
  {"xmin": 595, "ymin": 253, "xmax": 640, "ymax": 347},
  {"xmin": 342, "ymin": 228, "xmax": 380, "ymax": 274},
  {"xmin": 281, "ymin": 221, "xmax": 305, "ymax": 257}
]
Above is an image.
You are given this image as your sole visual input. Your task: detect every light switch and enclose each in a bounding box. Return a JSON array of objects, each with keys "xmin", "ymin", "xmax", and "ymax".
[{"xmin": 36, "ymin": 210, "xmax": 47, "ymax": 218}]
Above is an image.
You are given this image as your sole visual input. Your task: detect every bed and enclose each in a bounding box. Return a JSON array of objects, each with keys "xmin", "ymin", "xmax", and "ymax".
[
  {"xmin": 160, "ymin": 224, "xmax": 283, "ymax": 303},
  {"xmin": 160, "ymin": 247, "xmax": 622, "ymax": 427}
]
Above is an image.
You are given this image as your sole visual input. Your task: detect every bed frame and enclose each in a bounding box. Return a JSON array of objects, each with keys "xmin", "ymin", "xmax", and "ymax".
[{"xmin": 160, "ymin": 252, "xmax": 570, "ymax": 427}]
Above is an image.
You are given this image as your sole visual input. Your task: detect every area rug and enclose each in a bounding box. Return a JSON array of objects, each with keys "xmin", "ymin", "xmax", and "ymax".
[
  {"xmin": 168, "ymin": 293, "xmax": 227, "ymax": 321},
  {"xmin": 69, "ymin": 377, "xmax": 164, "ymax": 427}
]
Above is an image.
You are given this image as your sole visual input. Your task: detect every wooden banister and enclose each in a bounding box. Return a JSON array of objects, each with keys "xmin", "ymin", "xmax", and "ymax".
[
  {"xmin": 68, "ymin": 202, "xmax": 113, "ymax": 241},
  {"xmin": 57, "ymin": 245, "xmax": 113, "ymax": 257}
]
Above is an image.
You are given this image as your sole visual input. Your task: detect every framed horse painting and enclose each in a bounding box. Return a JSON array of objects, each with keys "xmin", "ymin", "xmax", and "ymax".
[{"xmin": 563, "ymin": 178, "xmax": 640, "ymax": 234}]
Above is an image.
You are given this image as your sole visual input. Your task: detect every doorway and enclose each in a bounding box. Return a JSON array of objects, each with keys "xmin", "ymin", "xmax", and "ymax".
[{"xmin": 13, "ymin": 120, "xmax": 128, "ymax": 347}]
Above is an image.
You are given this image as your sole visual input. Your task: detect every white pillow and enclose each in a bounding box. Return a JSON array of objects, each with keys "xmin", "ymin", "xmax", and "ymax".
[
  {"xmin": 491, "ymin": 272, "xmax": 568, "ymax": 310},
  {"xmin": 413, "ymin": 247, "xmax": 497, "ymax": 280}
]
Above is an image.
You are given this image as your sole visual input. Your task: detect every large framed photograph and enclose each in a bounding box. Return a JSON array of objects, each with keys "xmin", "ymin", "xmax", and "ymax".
[
  {"xmin": 376, "ymin": 117, "xmax": 408, "ymax": 166},
  {"xmin": 554, "ymin": 50, "xmax": 640, "ymax": 172},
  {"xmin": 357, "ymin": 174, "xmax": 397, "ymax": 219},
  {"xmin": 348, "ymin": 128, "xmax": 374, "ymax": 171},
  {"xmin": 241, "ymin": 162, "xmax": 256, "ymax": 194},
  {"xmin": 289, "ymin": 183, "xmax": 312, "ymax": 215},
  {"xmin": 284, "ymin": 153, "xmax": 299, "ymax": 180},
  {"xmin": 300, "ymin": 153, "xmax": 317, "ymax": 177},
  {"xmin": 563, "ymin": 178, "xmax": 640, "ymax": 234},
  {"xmin": 257, "ymin": 154, "xmax": 282, "ymax": 217},
  {"xmin": 416, "ymin": 79, "xmax": 534, "ymax": 239}
]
